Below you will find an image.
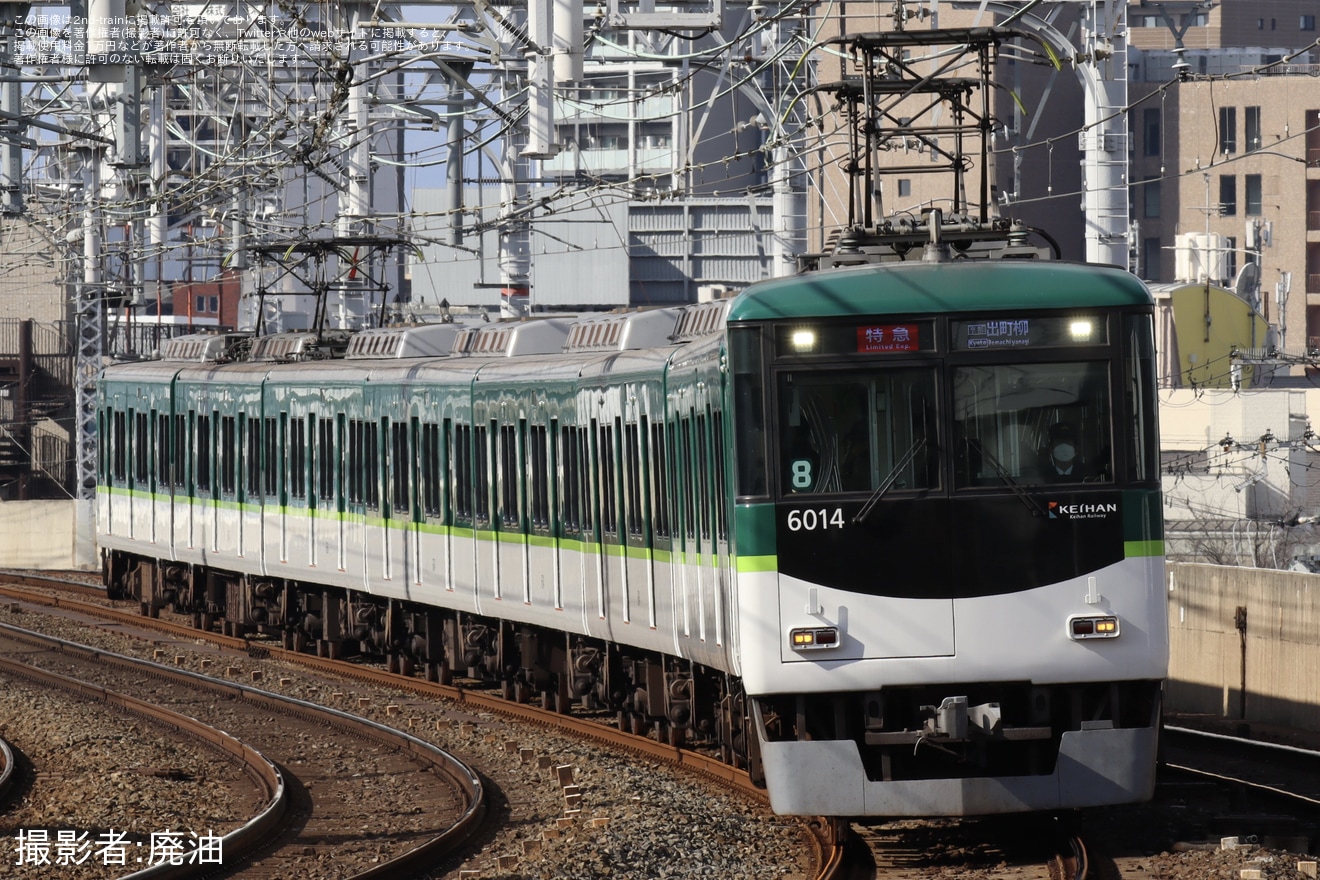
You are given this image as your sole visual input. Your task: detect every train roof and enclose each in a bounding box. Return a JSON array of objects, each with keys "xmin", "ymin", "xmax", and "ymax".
[{"xmin": 726, "ymin": 260, "xmax": 1153, "ymax": 322}]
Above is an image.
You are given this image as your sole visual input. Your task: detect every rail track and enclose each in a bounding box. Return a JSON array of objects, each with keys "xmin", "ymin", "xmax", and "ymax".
[
  {"xmin": 0, "ymin": 570, "xmax": 839, "ymax": 878},
  {"xmin": 0, "ymin": 619, "xmax": 486, "ymax": 879},
  {"xmin": 1162, "ymin": 723, "xmax": 1320, "ymax": 850},
  {"xmin": 839, "ymin": 817, "xmax": 1091, "ymax": 880}
]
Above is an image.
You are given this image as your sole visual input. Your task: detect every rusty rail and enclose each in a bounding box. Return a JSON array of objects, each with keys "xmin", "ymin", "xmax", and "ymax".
[{"xmin": 0, "ymin": 621, "xmax": 487, "ymax": 879}]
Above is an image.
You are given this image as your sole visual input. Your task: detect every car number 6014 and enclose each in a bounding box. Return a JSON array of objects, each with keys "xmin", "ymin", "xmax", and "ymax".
[{"xmin": 786, "ymin": 508, "xmax": 845, "ymax": 531}]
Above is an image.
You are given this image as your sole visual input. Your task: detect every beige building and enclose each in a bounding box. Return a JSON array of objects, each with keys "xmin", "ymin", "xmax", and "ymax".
[
  {"xmin": 1126, "ymin": 0, "xmax": 1320, "ymax": 358},
  {"xmin": 1129, "ymin": 76, "xmax": 1314, "ymax": 352},
  {"xmin": 0, "ymin": 211, "xmax": 67, "ymax": 324}
]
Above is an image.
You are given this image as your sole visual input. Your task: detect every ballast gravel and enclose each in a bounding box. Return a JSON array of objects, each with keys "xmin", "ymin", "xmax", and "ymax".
[{"xmin": 0, "ymin": 602, "xmax": 818, "ymax": 879}]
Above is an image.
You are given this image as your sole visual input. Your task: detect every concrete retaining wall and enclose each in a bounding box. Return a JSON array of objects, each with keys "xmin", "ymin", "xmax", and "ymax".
[
  {"xmin": 1168, "ymin": 562, "xmax": 1320, "ymax": 731},
  {"xmin": 0, "ymin": 499, "xmax": 96, "ymax": 570}
]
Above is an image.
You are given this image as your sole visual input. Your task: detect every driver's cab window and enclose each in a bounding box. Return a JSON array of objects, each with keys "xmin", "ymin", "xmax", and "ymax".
[
  {"xmin": 953, "ymin": 362, "xmax": 1112, "ymax": 488},
  {"xmin": 779, "ymin": 369, "xmax": 938, "ymax": 495}
]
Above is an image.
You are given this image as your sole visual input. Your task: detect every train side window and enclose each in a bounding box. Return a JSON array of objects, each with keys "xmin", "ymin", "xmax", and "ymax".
[
  {"xmin": 368, "ymin": 420, "xmax": 381, "ymax": 509},
  {"xmin": 650, "ymin": 420, "xmax": 670, "ymax": 539},
  {"xmin": 317, "ymin": 416, "xmax": 335, "ymax": 505},
  {"xmin": 346, "ymin": 419, "xmax": 361, "ymax": 504},
  {"xmin": 111, "ymin": 410, "xmax": 126, "ymax": 482},
  {"xmin": 696, "ymin": 413, "xmax": 710, "ymax": 540},
  {"xmin": 421, "ymin": 421, "xmax": 442, "ymax": 518},
  {"xmin": 729, "ymin": 326, "xmax": 768, "ymax": 497},
  {"xmin": 579, "ymin": 426, "xmax": 594, "ymax": 534},
  {"xmin": 1126, "ymin": 315, "xmax": 1159, "ymax": 482},
  {"xmin": 221, "ymin": 415, "xmax": 237, "ymax": 496},
  {"xmin": 679, "ymin": 417, "xmax": 694, "ymax": 541},
  {"xmin": 391, "ymin": 419, "xmax": 410, "ymax": 516},
  {"xmin": 335, "ymin": 413, "xmax": 347, "ymax": 513},
  {"xmin": 155, "ymin": 412, "xmax": 169, "ymax": 491},
  {"xmin": 453, "ymin": 422, "xmax": 472, "ymax": 521},
  {"xmin": 97, "ymin": 409, "xmax": 106, "ymax": 482},
  {"xmin": 289, "ymin": 416, "xmax": 306, "ymax": 500},
  {"xmin": 560, "ymin": 426, "xmax": 580, "ymax": 533},
  {"xmin": 246, "ymin": 417, "xmax": 262, "ymax": 498},
  {"xmin": 624, "ymin": 419, "xmax": 642, "ymax": 539},
  {"xmin": 266, "ymin": 417, "xmax": 280, "ymax": 499},
  {"xmin": 172, "ymin": 414, "xmax": 187, "ymax": 490},
  {"xmin": 529, "ymin": 422, "xmax": 550, "ymax": 530},
  {"xmin": 133, "ymin": 410, "xmax": 148, "ymax": 487},
  {"xmin": 473, "ymin": 423, "xmax": 490, "ymax": 524},
  {"xmin": 499, "ymin": 422, "xmax": 519, "ymax": 528},
  {"xmin": 195, "ymin": 412, "xmax": 211, "ymax": 493},
  {"xmin": 712, "ymin": 408, "xmax": 728, "ymax": 541},
  {"xmin": 600, "ymin": 419, "xmax": 618, "ymax": 536}
]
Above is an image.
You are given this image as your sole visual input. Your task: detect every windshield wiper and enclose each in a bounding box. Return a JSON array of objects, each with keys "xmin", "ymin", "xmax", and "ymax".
[
  {"xmin": 967, "ymin": 439, "xmax": 1048, "ymax": 518},
  {"xmin": 853, "ymin": 436, "xmax": 927, "ymax": 525}
]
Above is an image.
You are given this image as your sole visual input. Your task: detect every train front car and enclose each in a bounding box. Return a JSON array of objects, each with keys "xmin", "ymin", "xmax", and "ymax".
[{"xmin": 727, "ymin": 260, "xmax": 1167, "ymax": 817}]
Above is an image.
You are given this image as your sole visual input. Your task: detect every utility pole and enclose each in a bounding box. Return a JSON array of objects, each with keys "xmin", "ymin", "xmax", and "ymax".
[{"xmin": 0, "ymin": 3, "xmax": 26, "ymax": 216}]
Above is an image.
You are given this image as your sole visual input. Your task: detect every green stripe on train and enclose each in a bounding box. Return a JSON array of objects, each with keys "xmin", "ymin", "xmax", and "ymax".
[{"xmin": 1124, "ymin": 540, "xmax": 1164, "ymax": 558}]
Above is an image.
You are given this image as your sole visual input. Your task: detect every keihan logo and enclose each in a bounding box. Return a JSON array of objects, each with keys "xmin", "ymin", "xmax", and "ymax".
[{"xmin": 1049, "ymin": 501, "xmax": 1119, "ymax": 520}]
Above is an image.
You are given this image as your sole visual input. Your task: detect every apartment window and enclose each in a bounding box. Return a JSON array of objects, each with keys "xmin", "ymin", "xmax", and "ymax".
[
  {"xmin": 1219, "ymin": 175, "xmax": 1237, "ymax": 216},
  {"xmin": 1245, "ymin": 106, "xmax": 1261, "ymax": 152},
  {"xmin": 1225, "ymin": 237, "xmax": 1237, "ymax": 281},
  {"xmin": 1143, "ymin": 178, "xmax": 1161, "ymax": 219},
  {"xmin": 1218, "ymin": 107, "xmax": 1236, "ymax": 155},
  {"xmin": 898, "ymin": 179, "xmax": 912, "ymax": 197},
  {"xmin": 1258, "ymin": 18, "xmax": 1264, "ymax": 30},
  {"xmin": 1303, "ymin": 15, "xmax": 1316, "ymax": 32},
  {"xmin": 1142, "ymin": 238, "xmax": 1162, "ymax": 282},
  {"xmin": 1245, "ymin": 174, "xmax": 1262, "ymax": 216},
  {"xmin": 1143, "ymin": 108, "xmax": 1160, "ymax": 156}
]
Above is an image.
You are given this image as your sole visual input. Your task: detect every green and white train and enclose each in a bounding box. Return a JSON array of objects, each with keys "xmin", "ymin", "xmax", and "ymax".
[{"xmin": 99, "ymin": 258, "xmax": 1167, "ymax": 817}]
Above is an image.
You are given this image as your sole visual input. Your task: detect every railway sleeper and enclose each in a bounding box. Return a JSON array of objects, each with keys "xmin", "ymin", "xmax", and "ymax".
[{"xmin": 108, "ymin": 548, "xmax": 762, "ymax": 777}]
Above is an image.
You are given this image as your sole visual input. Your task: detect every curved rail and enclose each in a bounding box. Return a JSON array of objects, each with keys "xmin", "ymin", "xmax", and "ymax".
[
  {"xmin": 0, "ymin": 649, "xmax": 287, "ymax": 880},
  {"xmin": 1, "ymin": 575, "xmax": 839, "ymax": 876},
  {"xmin": 0, "ymin": 621, "xmax": 487, "ymax": 879}
]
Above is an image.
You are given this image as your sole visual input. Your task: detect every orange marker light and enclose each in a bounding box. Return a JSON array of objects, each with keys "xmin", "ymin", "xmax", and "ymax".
[
  {"xmin": 1068, "ymin": 615, "xmax": 1120, "ymax": 640},
  {"xmin": 790, "ymin": 627, "xmax": 840, "ymax": 651}
]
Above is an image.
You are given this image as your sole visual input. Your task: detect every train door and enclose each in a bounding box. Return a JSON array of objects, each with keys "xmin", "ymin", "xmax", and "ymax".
[
  {"xmin": 343, "ymin": 416, "xmax": 379, "ymax": 590},
  {"xmin": 558, "ymin": 422, "xmax": 592, "ymax": 630},
  {"xmin": 622, "ymin": 408, "xmax": 651, "ymax": 630},
  {"xmin": 247, "ymin": 411, "xmax": 285, "ymax": 573},
  {"xmin": 128, "ymin": 403, "xmax": 144, "ymax": 542},
  {"xmin": 217, "ymin": 410, "xmax": 239, "ymax": 558},
  {"xmin": 165, "ymin": 411, "xmax": 186, "ymax": 556},
  {"xmin": 451, "ymin": 419, "xmax": 480, "ymax": 606},
  {"xmin": 404, "ymin": 415, "xmax": 423, "ymax": 593},
  {"xmin": 648, "ymin": 418, "xmax": 678, "ymax": 651},
  {"xmin": 527, "ymin": 418, "xmax": 557, "ymax": 610},
  {"xmin": 416, "ymin": 417, "xmax": 445, "ymax": 596},
  {"xmin": 381, "ymin": 415, "xmax": 417, "ymax": 592},
  {"xmin": 591, "ymin": 409, "xmax": 619, "ymax": 642},
  {"xmin": 471, "ymin": 418, "xmax": 496, "ymax": 615},
  {"xmin": 285, "ymin": 412, "xmax": 309, "ymax": 568}
]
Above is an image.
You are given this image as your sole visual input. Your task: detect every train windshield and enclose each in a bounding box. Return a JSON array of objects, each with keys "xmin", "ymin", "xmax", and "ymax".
[
  {"xmin": 953, "ymin": 361, "xmax": 1112, "ymax": 487},
  {"xmin": 778, "ymin": 368, "xmax": 938, "ymax": 494}
]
